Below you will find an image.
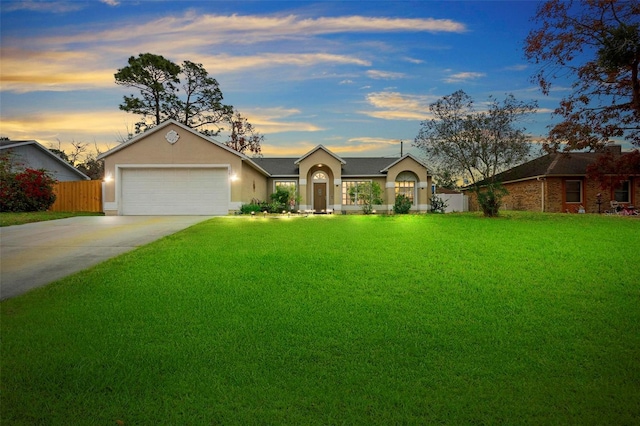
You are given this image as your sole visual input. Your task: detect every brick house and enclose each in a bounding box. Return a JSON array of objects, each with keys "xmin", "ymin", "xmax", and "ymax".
[{"xmin": 465, "ymin": 145, "xmax": 639, "ymax": 213}]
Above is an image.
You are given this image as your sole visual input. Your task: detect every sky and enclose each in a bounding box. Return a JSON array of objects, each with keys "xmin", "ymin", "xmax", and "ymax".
[{"xmin": 1, "ymin": 0, "xmax": 576, "ymax": 159}]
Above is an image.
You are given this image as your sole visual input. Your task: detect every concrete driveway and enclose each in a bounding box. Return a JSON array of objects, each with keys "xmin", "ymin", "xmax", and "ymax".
[{"xmin": 0, "ymin": 216, "xmax": 211, "ymax": 300}]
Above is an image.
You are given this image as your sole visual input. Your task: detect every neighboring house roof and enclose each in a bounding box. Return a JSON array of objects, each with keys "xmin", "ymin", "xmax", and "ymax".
[
  {"xmin": 0, "ymin": 139, "xmax": 90, "ymax": 180},
  {"xmin": 467, "ymin": 147, "xmax": 631, "ymax": 188}
]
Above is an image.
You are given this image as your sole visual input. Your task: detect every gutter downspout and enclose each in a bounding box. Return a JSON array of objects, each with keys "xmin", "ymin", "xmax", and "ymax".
[{"xmin": 537, "ymin": 177, "xmax": 545, "ymax": 212}]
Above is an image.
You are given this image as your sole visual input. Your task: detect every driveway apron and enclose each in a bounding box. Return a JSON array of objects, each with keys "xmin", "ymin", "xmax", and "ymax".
[{"xmin": 0, "ymin": 216, "xmax": 211, "ymax": 300}]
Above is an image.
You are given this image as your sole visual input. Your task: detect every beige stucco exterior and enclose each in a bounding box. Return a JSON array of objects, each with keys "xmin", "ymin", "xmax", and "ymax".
[{"xmin": 99, "ymin": 121, "xmax": 432, "ymax": 215}]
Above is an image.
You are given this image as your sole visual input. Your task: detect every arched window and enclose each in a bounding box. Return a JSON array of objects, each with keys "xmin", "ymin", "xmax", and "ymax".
[
  {"xmin": 313, "ymin": 171, "xmax": 327, "ymax": 181},
  {"xmin": 395, "ymin": 172, "xmax": 417, "ymax": 203}
]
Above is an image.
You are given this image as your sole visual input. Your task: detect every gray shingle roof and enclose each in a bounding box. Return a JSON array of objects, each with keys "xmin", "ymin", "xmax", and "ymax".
[
  {"xmin": 473, "ymin": 152, "xmax": 603, "ymax": 186},
  {"xmin": 252, "ymin": 156, "xmax": 404, "ymax": 176}
]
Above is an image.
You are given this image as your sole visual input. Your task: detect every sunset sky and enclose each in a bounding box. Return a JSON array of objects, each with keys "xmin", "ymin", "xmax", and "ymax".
[{"xmin": 1, "ymin": 0, "xmax": 584, "ymax": 159}]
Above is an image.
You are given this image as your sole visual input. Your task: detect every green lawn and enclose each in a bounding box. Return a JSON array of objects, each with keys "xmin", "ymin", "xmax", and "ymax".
[
  {"xmin": 2, "ymin": 213, "xmax": 639, "ymax": 425},
  {"xmin": 0, "ymin": 211, "xmax": 103, "ymax": 227}
]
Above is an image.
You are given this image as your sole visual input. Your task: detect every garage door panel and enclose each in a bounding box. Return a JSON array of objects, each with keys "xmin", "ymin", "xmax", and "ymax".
[{"xmin": 121, "ymin": 168, "xmax": 229, "ymax": 215}]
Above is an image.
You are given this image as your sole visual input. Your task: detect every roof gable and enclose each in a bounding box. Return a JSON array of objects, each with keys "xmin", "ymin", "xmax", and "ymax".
[
  {"xmin": 97, "ymin": 119, "xmax": 246, "ymax": 161},
  {"xmin": 1, "ymin": 140, "xmax": 90, "ymax": 180},
  {"xmin": 380, "ymin": 153, "xmax": 429, "ymax": 173},
  {"xmin": 294, "ymin": 145, "xmax": 346, "ymax": 165}
]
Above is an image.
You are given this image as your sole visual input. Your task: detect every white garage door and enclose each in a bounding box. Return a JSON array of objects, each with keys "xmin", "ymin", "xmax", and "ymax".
[{"xmin": 121, "ymin": 168, "xmax": 229, "ymax": 215}]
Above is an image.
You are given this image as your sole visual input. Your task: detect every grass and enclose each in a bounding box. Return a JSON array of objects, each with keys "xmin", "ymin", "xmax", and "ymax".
[
  {"xmin": 0, "ymin": 211, "xmax": 103, "ymax": 227},
  {"xmin": 1, "ymin": 212, "xmax": 639, "ymax": 424}
]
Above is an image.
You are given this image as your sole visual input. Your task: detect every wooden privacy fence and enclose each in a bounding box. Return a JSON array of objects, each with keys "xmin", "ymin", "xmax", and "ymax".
[{"xmin": 49, "ymin": 181, "xmax": 103, "ymax": 212}]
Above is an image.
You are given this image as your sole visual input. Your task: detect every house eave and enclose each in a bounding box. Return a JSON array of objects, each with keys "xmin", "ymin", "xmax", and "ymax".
[{"xmin": 1, "ymin": 140, "xmax": 90, "ymax": 180}]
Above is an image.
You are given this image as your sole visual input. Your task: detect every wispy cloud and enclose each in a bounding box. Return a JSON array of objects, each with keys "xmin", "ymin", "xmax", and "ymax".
[
  {"xmin": 1, "ymin": 110, "xmax": 136, "ymax": 151},
  {"xmin": 100, "ymin": 0, "xmax": 119, "ymax": 5},
  {"xmin": 360, "ymin": 91, "xmax": 438, "ymax": 121},
  {"xmin": 0, "ymin": 48, "xmax": 370, "ymax": 93},
  {"xmin": 240, "ymin": 108, "xmax": 324, "ymax": 134},
  {"xmin": 366, "ymin": 70, "xmax": 406, "ymax": 80},
  {"xmin": 504, "ymin": 64, "xmax": 528, "ymax": 71},
  {"xmin": 443, "ymin": 71, "xmax": 486, "ymax": 83},
  {"xmin": 1, "ymin": 0, "xmax": 84, "ymax": 13},
  {"xmin": 38, "ymin": 12, "xmax": 466, "ymax": 49},
  {"xmin": 0, "ymin": 48, "xmax": 115, "ymax": 92}
]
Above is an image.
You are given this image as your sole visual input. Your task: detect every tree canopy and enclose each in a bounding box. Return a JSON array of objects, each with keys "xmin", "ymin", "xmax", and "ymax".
[
  {"xmin": 414, "ymin": 90, "xmax": 536, "ymax": 186},
  {"xmin": 524, "ymin": 0, "xmax": 640, "ymax": 151},
  {"xmin": 414, "ymin": 90, "xmax": 536, "ymax": 216},
  {"xmin": 115, "ymin": 53, "xmax": 263, "ymax": 155}
]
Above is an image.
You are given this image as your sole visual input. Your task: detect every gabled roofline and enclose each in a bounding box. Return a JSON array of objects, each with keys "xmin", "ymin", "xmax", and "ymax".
[
  {"xmin": 1, "ymin": 140, "xmax": 90, "ymax": 180},
  {"xmin": 242, "ymin": 157, "xmax": 271, "ymax": 177},
  {"xmin": 97, "ymin": 119, "xmax": 246, "ymax": 161},
  {"xmin": 380, "ymin": 153, "xmax": 430, "ymax": 173},
  {"xmin": 294, "ymin": 145, "xmax": 346, "ymax": 165}
]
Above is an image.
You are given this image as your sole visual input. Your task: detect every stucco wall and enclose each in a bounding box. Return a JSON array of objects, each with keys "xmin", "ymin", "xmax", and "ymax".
[
  {"xmin": 386, "ymin": 157, "xmax": 431, "ymax": 211},
  {"xmin": 241, "ymin": 162, "xmax": 268, "ymax": 205},
  {"xmin": 102, "ymin": 123, "xmax": 245, "ymax": 214}
]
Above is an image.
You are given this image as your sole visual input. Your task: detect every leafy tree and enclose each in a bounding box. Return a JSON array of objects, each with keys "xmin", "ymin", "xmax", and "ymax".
[
  {"xmin": 349, "ymin": 181, "xmax": 382, "ymax": 214},
  {"xmin": 586, "ymin": 149, "xmax": 640, "ymax": 192},
  {"xmin": 433, "ymin": 167, "xmax": 458, "ymax": 190},
  {"xmin": 48, "ymin": 141, "xmax": 105, "ymax": 180},
  {"xmin": 224, "ymin": 111, "xmax": 264, "ymax": 157},
  {"xmin": 115, "ymin": 53, "xmax": 263, "ymax": 155},
  {"xmin": 414, "ymin": 90, "xmax": 536, "ymax": 217},
  {"xmin": 115, "ymin": 53, "xmax": 181, "ymax": 131},
  {"xmin": 76, "ymin": 155, "xmax": 104, "ymax": 180},
  {"xmin": 171, "ymin": 60, "xmax": 234, "ymax": 134},
  {"xmin": 524, "ymin": 0, "xmax": 640, "ymax": 151}
]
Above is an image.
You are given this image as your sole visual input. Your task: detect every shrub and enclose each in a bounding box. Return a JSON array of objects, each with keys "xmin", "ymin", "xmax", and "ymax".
[
  {"xmin": 270, "ymin": 186, "xmax": 300, "ymax": 212},
  {"xmin": 393, "ymin": 194, "xmax": 412, "ymax": 214},
  {"xmin": 240, "ymin": 203, "xmax": 262, "ymax": 214},
  {"xmin": 0, "ymin": 168, "xmax": 57, "ymax": 212},
  {"xmin": 430, "ymin": 194, "xmax": 448, "ymax": 213},
  {"xmin": 476, "ymin": 183, "xmax": 508, "ymax": 217}
]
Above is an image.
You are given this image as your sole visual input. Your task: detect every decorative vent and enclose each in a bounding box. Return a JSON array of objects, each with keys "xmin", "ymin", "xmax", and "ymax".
[{"xmin": 165, "ymin": 130, "xmax": 180, "ymax": 145}]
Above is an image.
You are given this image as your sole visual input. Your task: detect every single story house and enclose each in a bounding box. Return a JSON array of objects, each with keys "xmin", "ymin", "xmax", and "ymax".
[
  {"xmin": 98, "ymin": 120, "xmax": 432, "ymax": 216},
  {"xmin": 465, "ymin": 145, "xmax": 639, "ymax": 213},
  {"xmin": 0, "ymin": 140, "xmax": 89, "ymax": 181}
]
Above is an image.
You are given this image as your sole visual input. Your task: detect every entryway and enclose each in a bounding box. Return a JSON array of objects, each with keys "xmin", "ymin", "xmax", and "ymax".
[{"xmin": 313, "ymin": 182, "xmax": 327, "ymax": 211}]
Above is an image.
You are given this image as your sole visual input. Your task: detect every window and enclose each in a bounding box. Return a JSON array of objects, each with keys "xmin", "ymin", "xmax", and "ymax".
[
  {"xmin": 395, "ymin": 172, "xmax": 417, "ymax": 203},
  {"xmin": 313, "ymin": 172, "xmax": 327, "ymax": 180},
  {"xmin": 565, "ymin": 180, "xmax": 582, "ymax": 203},
  {"xmin": 275, "ymin": 181, "xmax": 296, "ymax": 191},
  {"xmin": 342, "ymin": 181, "xmax": 368, "ymax": 205},
  {"xmin": 614, "ymin": 181, "xmax": 630, "ymax": 203}
]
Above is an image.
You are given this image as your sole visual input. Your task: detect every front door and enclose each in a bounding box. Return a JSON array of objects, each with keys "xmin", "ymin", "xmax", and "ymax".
[{"xmin": 314, "ymin": 182, "xmax": 327, "ymax": 211}]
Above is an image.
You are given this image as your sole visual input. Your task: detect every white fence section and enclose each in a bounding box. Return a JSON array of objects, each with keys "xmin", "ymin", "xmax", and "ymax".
[{"xmin": 438, "ymin": 193, "xmax": 468, "ymax": 213}]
